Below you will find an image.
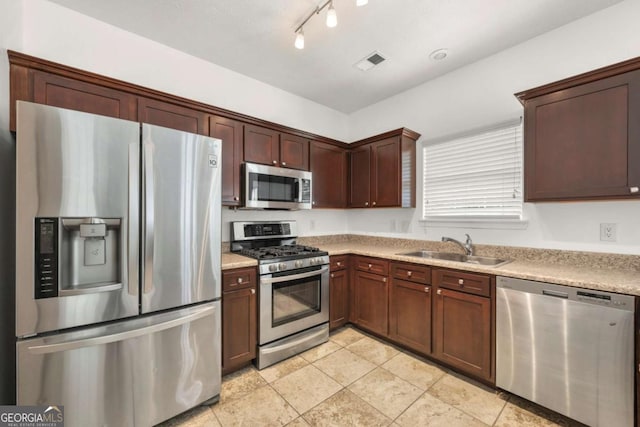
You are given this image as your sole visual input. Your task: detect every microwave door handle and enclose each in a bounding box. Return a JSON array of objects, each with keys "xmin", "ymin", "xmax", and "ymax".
[{"xmin": 293, "ymin": 179, "xmax": 300, "ymax": 202}]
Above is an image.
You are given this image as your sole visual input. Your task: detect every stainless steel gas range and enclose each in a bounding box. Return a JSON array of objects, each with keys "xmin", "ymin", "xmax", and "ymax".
[{"xmin": 231, "ymin": 221, "xmax": 329, "ymax": 369}]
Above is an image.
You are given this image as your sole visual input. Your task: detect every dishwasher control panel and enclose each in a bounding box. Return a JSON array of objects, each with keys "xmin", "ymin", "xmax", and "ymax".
[{"xmin": 496, "ymin": 276, "xmax": 634, "ymax": 311}]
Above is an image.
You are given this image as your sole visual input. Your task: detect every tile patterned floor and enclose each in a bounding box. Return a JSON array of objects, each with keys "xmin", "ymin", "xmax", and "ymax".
[{"xmin": 157, "ymin": 326, "xmax": 585, "ymax": 427}]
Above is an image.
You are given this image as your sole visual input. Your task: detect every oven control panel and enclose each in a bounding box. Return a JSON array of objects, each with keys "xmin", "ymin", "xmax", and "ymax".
[{"xmin": 260, "ymin": 255, "xmax": 330, "ymax": 275}]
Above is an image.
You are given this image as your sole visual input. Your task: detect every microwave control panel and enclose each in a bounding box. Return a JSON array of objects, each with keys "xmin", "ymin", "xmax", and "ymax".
[{"xmin": 35, "ymin": 217, "xmax": 59, "ymax": 299}]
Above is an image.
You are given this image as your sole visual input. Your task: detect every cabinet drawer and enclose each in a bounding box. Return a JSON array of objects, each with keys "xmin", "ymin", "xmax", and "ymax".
[
  {"xmin": 330, "ymin": 255, "xmax": 349, "ymax": 271},
  {"xmin": 391, "ymin": 262, "xmax": 431, "ymax": 284},
  {"xmin": 354, "ymin": 256, "xmax": 389, "ymax": 276},
  {"xmin": 222, "ymin": 267, "xmax": 256, "ymax": 292},
  {"xmin": 434, "ymin": 269, "xmax": 490, "ymax": 297}
]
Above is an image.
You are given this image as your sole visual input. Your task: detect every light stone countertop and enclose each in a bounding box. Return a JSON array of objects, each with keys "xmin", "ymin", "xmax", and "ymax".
[
  {"xmin": 221, "ymin": 252, "xmax": 257, "ymax": 270},
  {"xmin": 317, "ymin": 243, "xmax": 640, "ymax": 296},
  {"xmin": 221, "ymin": 237, "xmax": 640, "ymax": 296}
]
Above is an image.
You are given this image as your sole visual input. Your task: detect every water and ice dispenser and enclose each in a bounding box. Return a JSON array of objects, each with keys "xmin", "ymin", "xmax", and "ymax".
[{"xmin": 35, "ymin": 217, "xmax": 122, "ymax": 299}]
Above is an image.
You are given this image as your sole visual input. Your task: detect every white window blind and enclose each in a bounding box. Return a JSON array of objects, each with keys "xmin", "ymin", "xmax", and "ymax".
[{"xmin": 423, "ymin": 120, "xmax": 523, "ymax": 220}]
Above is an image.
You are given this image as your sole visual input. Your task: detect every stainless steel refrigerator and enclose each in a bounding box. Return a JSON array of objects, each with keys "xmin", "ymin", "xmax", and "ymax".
[{"xmin": 15, "ymin": 101, "xmax": 222, "ymax": 426}]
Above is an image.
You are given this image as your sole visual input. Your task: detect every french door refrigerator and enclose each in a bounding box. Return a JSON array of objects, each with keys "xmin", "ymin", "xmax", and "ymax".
[{"xmin": 15, "ymin": 101, "xmax": 222, "ymax": 426}]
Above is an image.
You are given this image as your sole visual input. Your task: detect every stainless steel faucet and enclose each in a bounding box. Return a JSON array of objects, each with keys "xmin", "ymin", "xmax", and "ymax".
[{"xmin": 442, "ymin": 234, "xmax": 474, "ymax": 256}]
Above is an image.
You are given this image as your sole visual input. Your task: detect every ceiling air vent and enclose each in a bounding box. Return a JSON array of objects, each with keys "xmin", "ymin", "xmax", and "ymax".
[{"xmin": 354, "ymin": 51, "xmax": 387, "ymax": 71}]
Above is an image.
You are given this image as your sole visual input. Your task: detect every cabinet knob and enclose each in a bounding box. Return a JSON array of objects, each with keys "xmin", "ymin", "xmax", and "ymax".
[
  {"xmin": 282, "ymin": 161, "xmax": 287, "ymax": 166},
  {"xmin": 458, "ymin": 279, "xmax": 464, "ymax": 285},
  {"xmin": 630, "ymin": 186, "xmax": 639, "ymax": 193},
  {"xmin": 365, "ymin": 202, "xmax": 369, "ymax": 206},
  {"xmin": 272, "ymin": 160, "xmax": 278, "ymax": 165},
  {"xmin": 234, "ymin": 196, "xmax": 239, "ymax": 201},
  {"xmin": 313, "ymin": 201, "xmax": 316, "ymax": 205},
  {"xmin": 331, "ymin": 273, "xmax": 334, "ymax": 278},
  {"xmin": 337, "ymin": 262, "xmax": 341, "ymax": 266},
  {"xmin": 368, "ymin": 263, "xmax": 372, "ymax": 269},
  {"xmin": 407, "ymin": 271, "xmax": 412, "ymax": 277},
  {"xmin": 383, "ymin": 277, "xmax": 387, "ymax": 282},
  {"xmin": 437, "ymin": 289, "xmax": 442, "ymax": 295},
  {"xmin": 237, "ymin": 277, "xmax": 243, "ymax": 283},
  {"xmin": 250, "ymin": 288, "xmax": 255, "ymax": 294},
  {"xmin": 372, "ymin": 201, "xmax": 377, "ymax": 206},
  {"xmin": 425, "ymin": 287, "xmax": 429, "ymax": 293}
]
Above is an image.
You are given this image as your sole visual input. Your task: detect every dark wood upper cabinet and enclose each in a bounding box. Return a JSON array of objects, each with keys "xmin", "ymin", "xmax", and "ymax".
[
  {"xmin": 348, "ymin": 128, "xmax": 419, "ymax": 208},
  {"xmin": 371, "ymin": 137, "xmax": 400, "ymax": 207},
  {"xmin": 211, "ymin": 115, "xmax": 244, "ymax": 206},
  {"xmin": 244, "ymin": 124, "xmax": 280, "ymax": 166},
  {"xmin": 280, "ymin": 133, "xmax": 309, "ymax": 170},
  {"xmin": 311, "ymin": 141, "xmax": 348, "ymax": 208},
  {"xmin": 32, "ymin": 71, "xmax": 137, "ymax": 121},
  {"xmin": 138, "ymin": 97, "xmax": 209, "ymax": 135},
  {"xmin": 517, "ymin": 59, "xmax": 640, "ymax": 201},
  {"xmin": 243, "ymin": 125, "xmax": 310, "ymax": 170},
  {"xmin": 349, "ymin": 145, "xmax": 371, "ymax": 208}
]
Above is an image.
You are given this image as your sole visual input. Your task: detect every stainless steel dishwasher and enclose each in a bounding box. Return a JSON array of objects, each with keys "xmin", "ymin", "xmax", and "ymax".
[{"xmin": 496, "ymin": 276, "xmax": 635, "ymax": 427}]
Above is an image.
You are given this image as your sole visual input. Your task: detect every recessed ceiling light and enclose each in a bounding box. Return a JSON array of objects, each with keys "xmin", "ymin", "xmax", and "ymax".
[{"xmin": 429, "ymin": 48, "xmax": 448, "ymax": 61}]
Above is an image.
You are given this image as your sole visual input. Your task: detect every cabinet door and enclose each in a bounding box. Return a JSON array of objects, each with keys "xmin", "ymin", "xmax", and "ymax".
[
  {"xmin": 524, "ymin": 69, "xmax": 640, "ymax": 201},
  {"xmin": 244, "ymin": 124, "xmax": 280, "ymax": 166},
  {"xmin": 280, "ymin": 133, "xmax": 309, "ymax": 170},
  {"xmin": 349, "ymin": 146, "xmax": 371, "ymax": 208},
  {"xmin": 389, "ymin": 279, "xmax": 431, "ymax": 355},
  {"xmin": 222, "ymin": 287, "xmax": 257, "ymax": 375},
  {"xmin": 353, "ymin": 270, "xmax": 388, "ymax": 336},
  {"xmin": 33, "ymin": 71, "xmax": 136, "ymax": 120},
  {"xmin": 433, "ymin": 287, "xmax": 491, "ymax": 382},
  {"xmin": 329, "ymin": 269, "xmax": 349, "ymax": 330},
  {"xmin": 371, "ymin": 136, "xmax": 400, "ymax": 207},
  {"xmin": 211, "ymin": 116, "xmax": 244, "ymax": 206},
  {"xmin": 137, "ymin": 97, "xmax": 208, "ymax": 135},
  {"xmin": 310, "ymin": 141, "xmax": 347, "ymax": 208}
]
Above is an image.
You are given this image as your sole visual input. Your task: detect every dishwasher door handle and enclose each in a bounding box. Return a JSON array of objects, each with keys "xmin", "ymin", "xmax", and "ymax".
[{"xmin": 542, "ymin": 289, "xmax": 569, "ymax": 298}]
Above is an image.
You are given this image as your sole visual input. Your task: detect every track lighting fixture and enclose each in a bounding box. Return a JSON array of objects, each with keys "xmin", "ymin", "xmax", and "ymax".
[
  {"xmin": 294, "ymin": 0, "xmax": 368, "ymax": 49},
  {"xmin": 295, "ymin": 29, "xmax": 304, "ymax": 49},
  {"xmin": 326, "ymin": 2, "xmax": 337, "ymax": 27}
]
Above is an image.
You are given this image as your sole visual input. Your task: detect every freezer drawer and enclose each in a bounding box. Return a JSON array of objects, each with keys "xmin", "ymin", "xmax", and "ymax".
[{"xmin": 17, "ymin": 301, "xmax": 221, "ymax": 427}]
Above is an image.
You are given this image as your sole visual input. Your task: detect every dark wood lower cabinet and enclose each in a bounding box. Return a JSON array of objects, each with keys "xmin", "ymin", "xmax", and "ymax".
[
  {"xmin": 329, "ymin": 268, "xmax": 349, "ymax": 330},
  {"xmin": 353, "ymin": 270, "xmax": 388, "ymax": 336},
  {"xmin": 389, "ymin": 279, "xmax": 431, "ymax": 355},
  {"xmin": 222, "ymin": 268, "xmax": 257, "ymax": 375},
  {"xmin": 433, "ymin": 287, "xmax": 491, "ymax": 382}
]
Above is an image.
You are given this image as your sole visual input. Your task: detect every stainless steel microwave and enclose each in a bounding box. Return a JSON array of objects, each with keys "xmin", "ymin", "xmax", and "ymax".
[{"xmin": 244, "ymin": 162, "xmax": 312, "ymax": 210}]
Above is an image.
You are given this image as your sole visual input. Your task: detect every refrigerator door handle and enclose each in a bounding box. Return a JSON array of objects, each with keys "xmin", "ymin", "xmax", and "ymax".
[
  {"xmin": 143, "ymin": 141, "xmax": 155, "ymax": 295},
  {"xmin": 26, "ymin": 304, "xmax": 216, "ymax": 355},
  {"xmin": 128, "ymin": 141, "xmax": 139, "ymax": 296}
]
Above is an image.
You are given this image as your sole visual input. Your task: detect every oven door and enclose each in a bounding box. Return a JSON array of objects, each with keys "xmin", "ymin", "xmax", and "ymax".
[{"xmin": 259, "ymin": 265, "xmax": 329, "ymax": 344}]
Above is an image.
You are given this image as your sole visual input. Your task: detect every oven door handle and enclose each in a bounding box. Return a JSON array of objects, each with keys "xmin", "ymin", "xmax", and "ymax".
[{"xmin": 261, "ymin": 266, "xmax": 329, "ymax": 284}]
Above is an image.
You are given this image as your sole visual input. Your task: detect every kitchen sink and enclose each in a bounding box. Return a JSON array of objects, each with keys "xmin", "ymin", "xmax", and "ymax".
[{"xmin": 398, "ymin": 250, "xmax": 511, "ymax": 267}]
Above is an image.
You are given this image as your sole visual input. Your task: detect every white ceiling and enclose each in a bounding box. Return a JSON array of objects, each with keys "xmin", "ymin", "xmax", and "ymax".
[{"xmin": 48, "ymin": 0, "xmax": 623, "ymax": 113}]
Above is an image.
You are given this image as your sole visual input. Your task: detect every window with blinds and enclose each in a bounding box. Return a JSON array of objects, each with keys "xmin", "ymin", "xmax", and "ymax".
[{"xmin": 423, "ymin": 120, "xmax": 523, "ymax": 220}]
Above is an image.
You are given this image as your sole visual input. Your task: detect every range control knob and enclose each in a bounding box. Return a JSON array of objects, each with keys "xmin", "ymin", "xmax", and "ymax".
[
  {"xmin": 278, "ymin": 263, "xmax": 288, "ymax": 271},
  {"xmin": 295, "ymin": 260, "xmax": 304, "ymax": 268},
  {"xmin": 268, "ymin": 264, "xmax": 277, "ymax": 273}
]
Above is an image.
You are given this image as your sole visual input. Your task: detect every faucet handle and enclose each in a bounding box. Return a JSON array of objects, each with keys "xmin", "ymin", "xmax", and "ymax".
[{"xmin": 464, "ymin": 233, "xmax": 472, "ymax": 244}]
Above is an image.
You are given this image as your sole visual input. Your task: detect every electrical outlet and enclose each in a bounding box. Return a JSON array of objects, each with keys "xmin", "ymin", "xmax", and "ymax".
[{"xmin": 600, "ymin": 223, "xmax": 617, "ymax": 242}]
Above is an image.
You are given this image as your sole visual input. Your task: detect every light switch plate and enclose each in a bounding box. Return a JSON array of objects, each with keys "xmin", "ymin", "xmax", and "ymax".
[{"xmin": 600, "ymin": 223, "xmax": 617, "ymax": 242}]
